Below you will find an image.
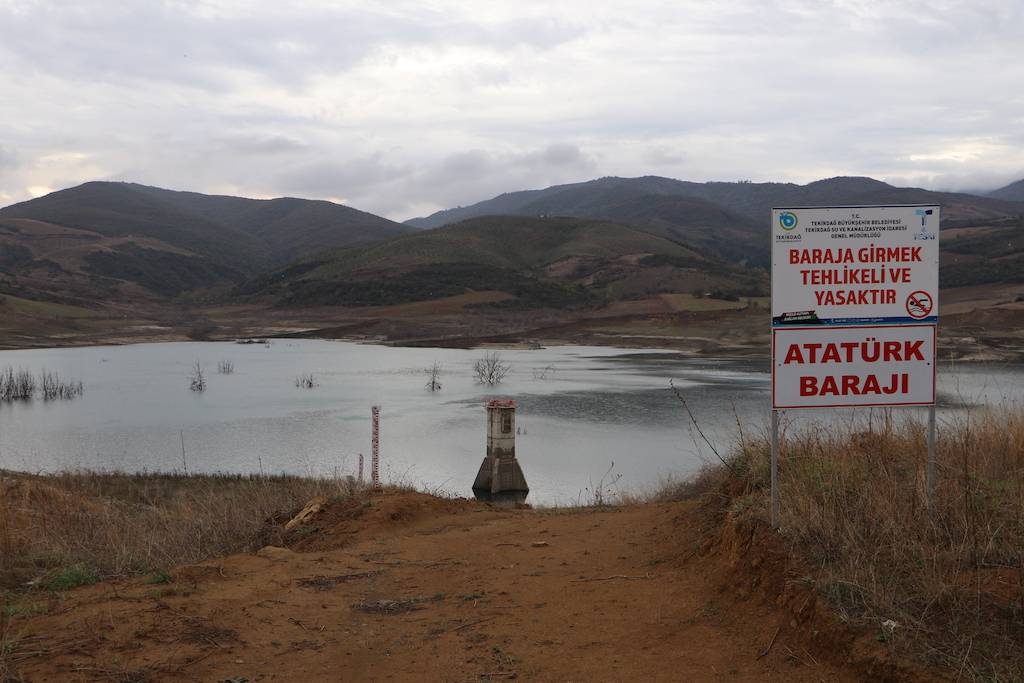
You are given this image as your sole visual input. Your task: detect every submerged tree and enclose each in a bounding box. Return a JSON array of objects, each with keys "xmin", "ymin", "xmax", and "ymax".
[
  {"xmin": 532, "ymin": 365, "xmax": 556, "ymax": 380},
  {"xmin": 473, "ymin": 352, "xmax": 510, "ymax": 385},
  {"xmin": 189, "ymin": 361, "xmax": 207, "ymax": 392},
  {"xmin": 425, "ymin": 362, "xmax": 442, "ymax": 392}
]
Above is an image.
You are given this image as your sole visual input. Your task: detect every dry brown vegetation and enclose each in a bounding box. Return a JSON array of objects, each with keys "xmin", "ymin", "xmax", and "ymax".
[
  {"xmin": 0, "ymin": 471, "xmax": 360, "ymax": 590},
  {"xmin": 2, "ymin": 409, "xmax": 1022, "ymax": 681},
  {"xmin": 660, "ymin": 406, "xmax": 1024, "ymax": 681}
]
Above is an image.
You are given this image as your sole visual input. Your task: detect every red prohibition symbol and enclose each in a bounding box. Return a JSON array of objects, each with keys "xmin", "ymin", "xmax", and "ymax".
[{"xmin": 906, "ymin": 290, "xmax": 933, "ymax": 319}]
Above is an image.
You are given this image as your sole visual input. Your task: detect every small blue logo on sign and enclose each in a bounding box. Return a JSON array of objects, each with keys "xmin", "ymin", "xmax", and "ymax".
[{"xmin": 779, "ymin": 212, "xmax": 798, "ymax": 231}]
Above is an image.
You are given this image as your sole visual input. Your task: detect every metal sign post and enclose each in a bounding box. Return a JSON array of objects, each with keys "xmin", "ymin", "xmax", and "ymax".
[
  {"xmin": 769, "ymin": 205, "xmax": 940, "ymax": 528},
  {"xmin": 926, "ymin": 404, "xmax": 936, "ymax": 509},
  {"xmin": 770, "ymin": 409, "xmax": 780, "ymax": 528}
]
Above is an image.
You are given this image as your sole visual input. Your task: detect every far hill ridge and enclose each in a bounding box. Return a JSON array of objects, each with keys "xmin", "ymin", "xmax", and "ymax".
[{"xmin": 0, "ymin": 181, "xmax": 414, "ymax": 302}]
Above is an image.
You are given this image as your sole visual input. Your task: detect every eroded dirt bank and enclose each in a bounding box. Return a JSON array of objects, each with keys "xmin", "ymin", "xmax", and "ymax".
[{"xmin": 6, "ymin": 492, "xmax": 935, "ymax": 682}]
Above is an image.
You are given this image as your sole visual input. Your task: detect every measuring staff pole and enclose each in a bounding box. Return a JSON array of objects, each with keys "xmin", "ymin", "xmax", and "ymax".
[
  {"xmin": 770, "ymin": 409, "xmax": 780, "ymax": 529},
  {"xmin": 926, "ymin": 404, "xmax": 937, "ymax": 510}
]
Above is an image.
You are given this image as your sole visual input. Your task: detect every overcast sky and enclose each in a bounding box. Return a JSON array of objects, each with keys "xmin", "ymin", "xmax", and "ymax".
[{"xmin": 1, "ymin": 0, "xmax": 1022, "ymax": 220}]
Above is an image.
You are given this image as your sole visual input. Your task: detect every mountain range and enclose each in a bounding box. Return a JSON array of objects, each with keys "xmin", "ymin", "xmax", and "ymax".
[
  {"xmin": 410, "ymin": 175, "xmax": 1022, "ymax": 261},
  {"xmin": 1, "ymin": 175, "xmax": 1022, "ymax": 313}
]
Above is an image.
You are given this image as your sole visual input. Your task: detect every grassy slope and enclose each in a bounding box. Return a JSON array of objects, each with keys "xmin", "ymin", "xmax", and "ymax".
[
  {"xmin": 0, "ymin": 182, "xmax": 270, "ymax": 273},
  {"xmin": 124, "ymin": 184, "xmax": 415, "ymax": 262},
  {"xmin": 0, "ymin": 182, "xmax": 415, "ymax": 303},
  {"xmin": 308, "ymin": 215, "xmax": 706, "ymax": 277},
  {"xmin": 663, "ymin": 405, "xmax": 1024, "ymax": 681},
  {"xmin": 940, "ymin": 216, "xmax": 1024, "ymax": 287},
  {"xmin": 239, "ymin": 215, "xmax": 755, "ymax": 309},
  {"xmin": 407, "ymin": 177, "xmax": 764, "ymax": 264}
]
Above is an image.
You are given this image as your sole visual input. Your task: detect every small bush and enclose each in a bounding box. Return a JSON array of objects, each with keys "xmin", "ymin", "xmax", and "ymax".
[
  {"xmin": 295, "ymin": 373, "xmax": 318, "ymax": 389},
  {"xmin": 146, "ymin": 570, "xmax": 175, "ymax": 585},
  {"xmin": 43, "ymin": 564, "xmax": 99, "ymax": 591}
]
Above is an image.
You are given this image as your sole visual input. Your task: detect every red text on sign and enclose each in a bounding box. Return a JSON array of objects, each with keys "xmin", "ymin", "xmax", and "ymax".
[
  {"xmin": 783, "ymin": 338, "xmax": 925, "ymax": 364},
  {"xmin": 799, "ymin": 373, "xmax": 909, "ymax": 397},
  {"xmin": 788, "ymin": 246, "xmax": 923, "ymax": 265}
]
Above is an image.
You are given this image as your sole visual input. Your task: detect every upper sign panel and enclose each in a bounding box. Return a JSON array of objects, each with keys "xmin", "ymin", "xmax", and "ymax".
[{"xmin": 771, "ymin": 205, "xmax": 939, "ymax": 327}]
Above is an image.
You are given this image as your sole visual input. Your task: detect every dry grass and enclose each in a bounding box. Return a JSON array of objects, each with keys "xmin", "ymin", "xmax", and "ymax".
[
  {"xmin": 0, "ymin": 470, "xmax": 360, "ymax": 590},
  {"xmin": 661, "ymin": 407, "xmax": 1024, "ymax": 681}
]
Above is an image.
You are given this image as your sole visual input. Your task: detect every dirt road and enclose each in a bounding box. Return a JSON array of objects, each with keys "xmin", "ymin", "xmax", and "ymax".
[{"xmin": 7, "ymin": 492, "xmax": 921, "ymax": 682}]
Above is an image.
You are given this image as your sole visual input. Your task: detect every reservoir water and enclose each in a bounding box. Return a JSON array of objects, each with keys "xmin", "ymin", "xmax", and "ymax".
[{"xmin": 0, "ymin": 340, "xmax": 1021, "ymax": 504}]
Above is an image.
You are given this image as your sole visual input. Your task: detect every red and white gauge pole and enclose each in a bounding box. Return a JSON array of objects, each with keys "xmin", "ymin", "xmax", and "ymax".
[{"xmin": 371, "ymin": 406, "xmax": 381, "ymax": 491}]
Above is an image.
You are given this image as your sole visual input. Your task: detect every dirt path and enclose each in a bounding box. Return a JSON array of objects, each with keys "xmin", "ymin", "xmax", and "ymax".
[{"xmin": 7, "ymin": 493, "xmax": 905, "ymax": 682}]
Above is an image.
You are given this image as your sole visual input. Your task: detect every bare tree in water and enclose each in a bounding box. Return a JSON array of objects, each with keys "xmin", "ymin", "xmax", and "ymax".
[
  {"xmin": 473, "ymin": 352, "xmax": 510, "ymax": 385},
  {"xmin": 189, "ymin": 361, "xmax": 206, "ymax": 392},
  {"xmin": 425, "ymin": 362, "xmax": 442, "ymax": 391}
]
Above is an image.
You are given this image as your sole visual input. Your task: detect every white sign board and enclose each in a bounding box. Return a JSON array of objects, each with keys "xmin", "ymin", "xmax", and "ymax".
[
  {"xmin": 772, "ymin": 325, "xmax": 936, "ymax": 409},
  {"xmin": 772, "ymin": 205, "xmax": 939, "ymax": 326},
  {"xmin": 770, "ymin": 205, "xmax": 939, "ymax": 409}
]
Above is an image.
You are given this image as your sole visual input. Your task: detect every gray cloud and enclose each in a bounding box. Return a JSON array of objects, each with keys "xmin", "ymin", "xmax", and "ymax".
[
  {"xmin": 217, "ymin": 134, "xmax": 308, "ymax": 156},
  {"xmin": 390, "ymin": 144, "xmax": 597, "ymax": 215},
  {"xmin": 0, "ymin": 145, "xmax": 16, "ymax": 173},
  {"xmin": 0, "ymin": 2, "xmax": 584, "ymax": 92},
  {"xmin": 0, "ymin": 1, "xmax": 1021, "ymax": 217},
  {"xmin": 277, "ymin": 154, "xmax": 414, "ymax": 199}
]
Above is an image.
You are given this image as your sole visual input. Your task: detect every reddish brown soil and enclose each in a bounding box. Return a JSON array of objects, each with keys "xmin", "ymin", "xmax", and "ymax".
[{"xmin": 6, "ymin": 492, "xmax": 937, "ymax": 682}]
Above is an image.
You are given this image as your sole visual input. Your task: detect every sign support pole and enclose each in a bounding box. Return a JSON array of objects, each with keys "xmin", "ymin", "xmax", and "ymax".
[
  {"xmin": 770, "ymin": 409, "xmax": 780, "ymax": 528},
  {"xmin": 926, "ymin": 404, "xmax": 936, "ymax": 509}
]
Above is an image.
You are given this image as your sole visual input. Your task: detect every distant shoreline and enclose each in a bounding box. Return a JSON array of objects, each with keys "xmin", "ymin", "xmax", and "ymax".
[{"xmin": 1, "ymin": 325, "xmax": 1022, "ymax": 365}]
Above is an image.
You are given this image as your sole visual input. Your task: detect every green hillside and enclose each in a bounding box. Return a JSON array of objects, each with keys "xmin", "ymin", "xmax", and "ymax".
[
  {"xmin": 408, "ymin": 177, "xmax": 763, "ymax": 264},
  {"xmin": 407, "ymin": 176, "xmax": 1024, "ymax": 270},
  {"xmin": 239, "ymin": 215, "xmax": 763, "ymax": 309},
  {"xmin": 0, "ymin": 182, "xmax": 414, "ymax": 301},
  {"xmin": 941, "ymin": 216, "xmax": 1024, "ymax": 287},
  {"xmin": 0, "ymin": 182, "xmax": 269, "ymax": 273},
  {"xmin": 119, "ymin": 184, "xmax": 413, "ymax": 262}
]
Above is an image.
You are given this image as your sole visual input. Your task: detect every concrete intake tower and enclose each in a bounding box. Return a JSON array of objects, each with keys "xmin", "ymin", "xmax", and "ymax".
[{"xmin": 472, "ymin": 399, "xmax": 529, "ymax": 504}]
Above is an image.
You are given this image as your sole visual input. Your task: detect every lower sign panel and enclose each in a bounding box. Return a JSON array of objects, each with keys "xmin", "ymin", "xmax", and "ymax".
[{"xmin": 772, "ymin": 324, "xmax": 936, "ymax": 409}]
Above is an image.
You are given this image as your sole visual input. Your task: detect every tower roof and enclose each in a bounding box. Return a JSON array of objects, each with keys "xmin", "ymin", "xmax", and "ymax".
[{"xmin": 486, "ymin": 399, "xmax": 516, "ymax": 409}]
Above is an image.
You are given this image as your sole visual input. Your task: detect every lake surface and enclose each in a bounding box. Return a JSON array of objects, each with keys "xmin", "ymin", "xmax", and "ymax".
[{"xmin": 0, "ymin": 340, "xmax": 1021, "ymax": 504}]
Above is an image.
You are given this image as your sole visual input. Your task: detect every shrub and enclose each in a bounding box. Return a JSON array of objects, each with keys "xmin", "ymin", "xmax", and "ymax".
[{"xmin": 660, "ymin": 406, "xmax": 1024, "ymax": 681}]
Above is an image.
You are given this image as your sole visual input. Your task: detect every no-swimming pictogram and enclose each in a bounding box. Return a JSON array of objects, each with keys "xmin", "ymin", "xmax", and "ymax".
[{"xmin": 905, "ymin": 290, "xmax": 933, "ymax": 319}]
